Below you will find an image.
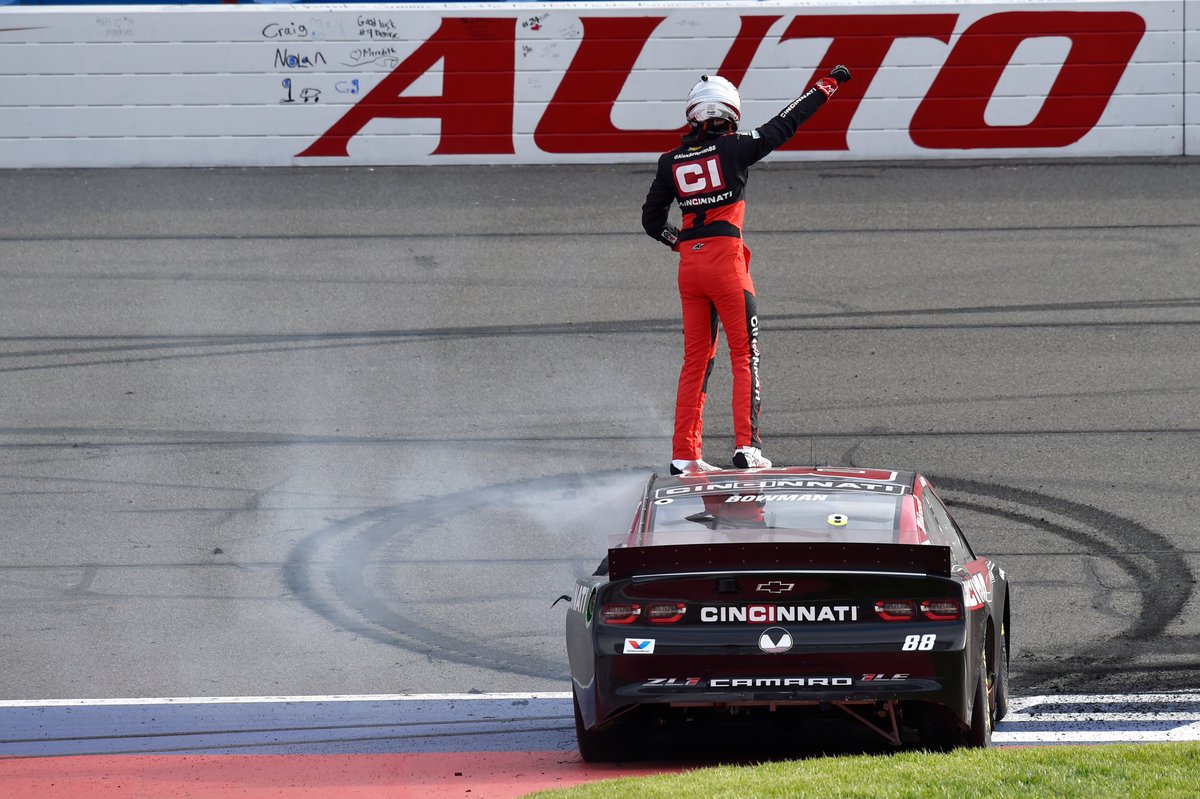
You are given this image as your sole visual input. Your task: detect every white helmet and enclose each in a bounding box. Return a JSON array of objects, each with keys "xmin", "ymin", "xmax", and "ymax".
[{"xmin": 685, "ymin": 74, "xmax": 741, "ymax": 125}]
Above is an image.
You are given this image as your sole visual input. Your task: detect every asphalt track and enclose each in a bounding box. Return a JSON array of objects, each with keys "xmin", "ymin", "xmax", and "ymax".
[{"xmin": 1, "ymin": 158, "xmax": 1199, "ymax": 794}]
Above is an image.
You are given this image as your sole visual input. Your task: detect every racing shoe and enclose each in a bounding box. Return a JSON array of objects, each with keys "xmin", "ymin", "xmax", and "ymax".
[
  {"xmin": 670, "ymin": 459, "xmax": 721, "ymax": 475},
  {"xmin": 732, "ymin": 447, "xmax": 772, "ymax": 469}
]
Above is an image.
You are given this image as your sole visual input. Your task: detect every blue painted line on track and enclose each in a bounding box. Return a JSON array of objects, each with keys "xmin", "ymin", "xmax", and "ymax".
[{"xmin": 0, "ymin": 698, "xmax": 576, "ymax": 757}]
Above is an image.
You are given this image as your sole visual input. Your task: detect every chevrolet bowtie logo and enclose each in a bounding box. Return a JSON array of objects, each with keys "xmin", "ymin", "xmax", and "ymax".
[{"xmin": 756, "ymin": 581, "xmax": 795, "ymax": 594}]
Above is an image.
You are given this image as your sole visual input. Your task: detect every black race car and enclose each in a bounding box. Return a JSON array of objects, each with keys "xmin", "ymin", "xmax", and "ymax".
[{"xmin": 565, "ymin": 467, "xmax": 1010, "ymax": 760}]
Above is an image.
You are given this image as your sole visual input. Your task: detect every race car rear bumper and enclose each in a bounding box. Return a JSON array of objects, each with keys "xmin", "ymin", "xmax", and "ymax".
[{"xmin": 580, "ymin": 648, "xmax": 972, "ymax": 731}]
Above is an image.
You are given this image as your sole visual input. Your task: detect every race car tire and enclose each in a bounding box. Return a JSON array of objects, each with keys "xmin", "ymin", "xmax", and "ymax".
[
  {"xmin": 915, "ymin": 637, "xmax": 994, "ymax": 750},
  {"xmin": 966, "ymin": 654, "xmax": 994, "ymax": 748},
  {"xmin": 994, "ymin": 613, "xmax": 1011, "ymax": 722},
  {"xmin": 573, "ymin": 691, "xmax": 637, "ymax": 762}
]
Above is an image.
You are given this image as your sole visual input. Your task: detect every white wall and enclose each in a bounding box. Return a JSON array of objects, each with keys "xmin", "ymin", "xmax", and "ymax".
[
  {"xmin": 1186, "ymin": 0, "xmax": 1200, "ymax": 154},
  {"xmin": 0, "ymin": 1, "xmax": 1190, "ymax": 167}
]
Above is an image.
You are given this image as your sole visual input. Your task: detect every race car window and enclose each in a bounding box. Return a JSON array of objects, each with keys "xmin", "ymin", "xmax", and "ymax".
[
  {"xmin": 925, "ymin": 490, "xmax": 975, "ymax": 562},
  {"xmin": 920, "ymin": 492, "xmax": 971, "ymax": 564},
  {"xmin": 647, "ymin": 491, "xmax": 904, "ymax": 543}
]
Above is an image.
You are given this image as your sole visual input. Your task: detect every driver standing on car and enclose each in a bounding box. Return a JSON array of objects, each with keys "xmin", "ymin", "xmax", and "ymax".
[{"xmin": 642, "ymin": 66, "xmax": 852, "ymax": 475}]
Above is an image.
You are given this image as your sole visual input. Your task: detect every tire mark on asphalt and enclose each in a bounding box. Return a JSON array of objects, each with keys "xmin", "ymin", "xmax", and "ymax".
[
  {"xmin": 5, "ymin": 295, "xmax": 1200, "ymax": 344},
  {"xmin": 833, "ymin": 450, "xmax": 1194, "ymax": 692},
  {"xmin": 2, "ymin": 221, "xmax": 1199, "ymax": 243},
  {"xmin": 3, "ymin": 315, "xmax": 1193, "ymax": 374},
  {"xmin": 284, "ymin": 467, "xmax": 1197, "ymax": 690},
  {"xmin": 931, "ymin": 477, "xmax": 1196, "ymax": 694},
  {"xmin": 282, "ymin": 473, "xmax": 642, "ymax": 680},
  {"xmin": 1, "ymin": 297, "xmax": 1198, "ymax": 366},
  {"xmin": 4, "ymin": 426, "xmax": 1199, "ymax": 449}
]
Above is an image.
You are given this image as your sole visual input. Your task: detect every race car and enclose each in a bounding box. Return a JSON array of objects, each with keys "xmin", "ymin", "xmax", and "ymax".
[{"xmin": 565, "ymin": 466, "xmax": 1010, "ymax": 760}]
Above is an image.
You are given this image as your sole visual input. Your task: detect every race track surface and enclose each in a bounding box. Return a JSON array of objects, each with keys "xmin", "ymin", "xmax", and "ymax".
[{"xmin": 1, "ymin": 159, "xmax": 1198, "ymax": 763}]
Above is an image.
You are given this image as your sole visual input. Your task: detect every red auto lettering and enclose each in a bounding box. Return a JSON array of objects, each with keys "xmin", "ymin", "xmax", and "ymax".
[
  {"xmin": 297, "ymin": 17, "xmax": 516, "ymax": 157},
  {"xmin": 777, "ymin": 14, "xmax": 958, "ymax": 151},
  {"xmin": 910, "ymin": 11, "xmax": 1146, "ymax": 149},
  {"xmin": 535, "ymin": 15, "xmax": 779, "ymax": 154}
]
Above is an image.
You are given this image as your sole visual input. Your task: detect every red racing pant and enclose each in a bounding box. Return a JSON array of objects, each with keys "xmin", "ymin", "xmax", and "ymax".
[{"xmin": 672, "ymin": 236, "xmax": 762, "ymax": 461}]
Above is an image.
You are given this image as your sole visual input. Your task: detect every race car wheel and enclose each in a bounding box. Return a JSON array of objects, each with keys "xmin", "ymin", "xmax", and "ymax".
[
  {"xmin": 916, "ymin": 636, "xmax": 994, "ymax": 750},
  {"xmin": 994, "ymin": 615, "xmax": 1010, "ymax": 722},
  {"xmin": 573, "ymin": 690, "xmax": 637, "ymax": 762},
  {"xmin": 966, "ymin": 645, "xmax": 994, "ymax": 748}
]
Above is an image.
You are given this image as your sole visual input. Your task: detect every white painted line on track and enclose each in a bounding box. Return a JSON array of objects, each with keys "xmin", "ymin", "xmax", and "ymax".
[
  {"xmin": 1007, "ymin": 692, "xmax": 1200, "ymax": 706},
  {"xmin": 1005, "ymin": 712, "xmax": 1200, "ymax": 722},
  {"xmin": 0, "ymin": 692, "xmax": 574, "ymax": 708},
  {"xmin": 994, "ymin": 691, "xmax": 1200, "ymax": 744},
  {"xmin": 997, "ymin": 730, "xmax": 1200, "ymax": 743}
]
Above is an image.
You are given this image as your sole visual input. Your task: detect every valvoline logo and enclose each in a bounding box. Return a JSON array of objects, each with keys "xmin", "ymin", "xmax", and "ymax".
[{"xmin": 623, "ymin": 638, "xmax": 656, "ymax": 654}]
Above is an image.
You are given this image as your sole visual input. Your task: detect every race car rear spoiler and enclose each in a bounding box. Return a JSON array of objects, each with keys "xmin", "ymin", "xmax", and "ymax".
[{"xmin": 607, "ymin": 542, "xmax": 952, "ymax": 581}]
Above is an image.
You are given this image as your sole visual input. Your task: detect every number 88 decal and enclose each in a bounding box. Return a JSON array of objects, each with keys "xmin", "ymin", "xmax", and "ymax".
[{"xmin": 902, "ymin": 633, "xmax": 937, "ymax": 651}]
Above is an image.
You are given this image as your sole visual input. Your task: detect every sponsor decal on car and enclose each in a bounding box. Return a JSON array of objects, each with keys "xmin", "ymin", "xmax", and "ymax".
[
  {"xmin": 758, "ymin": 627, "xmax": 793, "ymax": 653},
  {"xmin": 913, "ymin": 490, "xmax": 927, "ymax": 535},
  {"xmin": 962, "ymin": 571, "xmax": 990, "ymax": 610},
  {"xmin": 860, "ymin": 673, "xmax": 911, "ymax": 682},
  {"xmin": 654, "ymin": 479, "xmax": 906, "ymax": 499},
  {"xmin": 711, "ymin": 676, "xmax": 852, "ymax": 687},
  {"xmin": 724, "ymin": 493, "xmax": 828, "ymax": 503},
  {"xmin": 642, "ymin": 677, "xmax": 703, "ymax": 687},
  {"xmin": 643, "ymin": 676, "xmax": 854, "ymax": 688},
  {"xmin": 569, "ymin": 583, "xmax": 589, "ymax": 614},
  {"xmin": 570, "ymin": 583, "xmax": 597, "ymax": 625},
  {"xmin": 902, "ymin": 634, "xmax": 937, "ymax": 651},
  {"xmin": 623, "ymin": 638, "xmax": 655, "ymax": 654},
  {"xmin": 755, "ymin": 581, "xmax": 794, "ymax": 594},
  {"xmin": 700, "ymin": 604, "xmax": 859, "ymax": 623}
]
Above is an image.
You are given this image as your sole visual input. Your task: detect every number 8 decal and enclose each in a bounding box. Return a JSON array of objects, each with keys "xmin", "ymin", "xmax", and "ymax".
[
  {"xmin": 902, "ymin": 634, "xmax": 936, "ymax": 651},
  {"xmin": 673, "ymin": 155, "xmax": 725, "ymax": 196}
]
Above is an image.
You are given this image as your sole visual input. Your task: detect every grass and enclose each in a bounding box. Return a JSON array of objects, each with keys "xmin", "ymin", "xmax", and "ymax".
[{"xmin": 524, "ymin": 742, "xmax": 1200, "ymax": 799}]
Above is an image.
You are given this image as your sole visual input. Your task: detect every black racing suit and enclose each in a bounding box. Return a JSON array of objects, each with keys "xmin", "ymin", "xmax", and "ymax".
[
  {"xmin": 641, "ymin": 81, "xmax": 833, "ymax": 246},
  {"xmin": 641, "ymin": 79, "xmax": 838, "ymax": 460}
]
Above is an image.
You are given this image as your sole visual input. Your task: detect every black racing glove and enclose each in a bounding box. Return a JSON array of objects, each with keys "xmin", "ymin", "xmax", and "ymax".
[
  {"xmin": 659, "ymin": 224, "xmax": 680, "ymax": 248},
  {"xmin": 814, "ymin": 65, "xmax": 852, "ymax": 99}
]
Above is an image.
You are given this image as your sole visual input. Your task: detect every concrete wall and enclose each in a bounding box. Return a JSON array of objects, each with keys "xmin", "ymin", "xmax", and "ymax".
[{"xmin": 0, "ymin": 1, "xmax": 1190, "ymax": 167}]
